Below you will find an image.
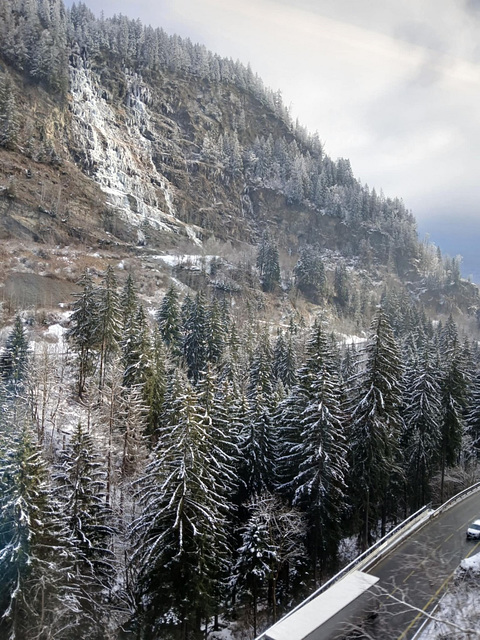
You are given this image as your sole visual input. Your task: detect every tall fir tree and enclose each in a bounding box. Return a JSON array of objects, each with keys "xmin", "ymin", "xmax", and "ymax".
[
  {"xmin": 131, "ymin": 370, "xmax": 233, "ymax": 638},
  {"xmin": 291, "ymin": 362, "xmax": 348, "ymax": 581},
  {"xmin": 0, "ymin": 315, "xmax": 29, "ymax": 394},
  {"xmin": 0, "ymin": 418, "xmax": 84, "ymax": 639},
  {"xmin": 97, "ymin": 265, "xmax": 122, "ymax": 390},
  {"xmin": 157, "ymin": 284, "xmax": 182, "ymax": 358},
  {"xmin": 347, "ymin": 309, "xmax": 404, "ymax": 547},
  {"xmin": 402, "ymin": 340, "xmax": 442, "ymax": 510},
  {"xmin": 54, "ymin": 422, "xmax": 117, "ymax": 636},
  {"xmin": 67, "ymin": 270, "xmax": 99, "ymax": 397},
  {"xmin": 182, "ymin": 291, "xmax": 209, "ymax": 383}
]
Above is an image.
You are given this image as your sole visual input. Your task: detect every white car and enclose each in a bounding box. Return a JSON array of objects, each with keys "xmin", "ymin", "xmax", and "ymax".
[{"xmin": 466, "ymin": 519, "xmax": 480, "ymax": 540}]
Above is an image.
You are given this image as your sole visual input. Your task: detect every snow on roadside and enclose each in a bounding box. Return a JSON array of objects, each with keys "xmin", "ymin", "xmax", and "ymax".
[{"xmin": 418, "ymin": 553, "xmax": 480, "ymax": 639}]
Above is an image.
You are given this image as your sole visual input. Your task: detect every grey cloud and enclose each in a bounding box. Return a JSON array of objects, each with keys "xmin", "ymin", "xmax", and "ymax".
[
  {"xmin": 394, "ymin": 20, "xmax": 446, "ymax": 52},
  {"xmin": 464, "ymin": 0, "xmax": 480, "ymax": 15}
]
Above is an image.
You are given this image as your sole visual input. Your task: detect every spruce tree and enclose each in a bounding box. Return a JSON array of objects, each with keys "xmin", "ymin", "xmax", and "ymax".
[
  {"xmin": 54, "ymin": 422, "xmax": 117, "ymax": 636},
  {"xmin": 0, "ymin": 419, "xmax": 83, "ymax": 639},
  {"xmin": 97, "ymin": 266, "xmax": 122, "ymax": 389},
  {"xmin": 402, "ymin": 341, "xmax": 442, "ymax": 510},
  {"xmin": 121, "ymin": 304, "xmax": 152, "ymax": 388},
  {"xmin": 120, "ymin": 272, "xmax": 139, "ymax": 330},
  {"xmin": 234, "ymin": 494, "xmax": 305, "ymax": 635},
  {"xmin": 348, "ymin": 309, "xmax": 404, "ymax": 547},
  {"xmin": 291, "ymin": 363, "xmax": 348, "ymax": 581},
  {"xmin": 143, "ymin": 328, "xmax": 167, "ymax": 440},
  {"xmin": 131, "ymin": 370, "xmax": 233, "ymax": 638},
  {"xmin": 257, "ymin": 233, "xmax": 280, "ymax": 292},
  {"xmin": 439, "ymin": 331, "xmax": 468, "ymax": 501},
  {"xmin": 0, "ymin": 315, "xmax": 29, "ymax": 394},
  {"xmin": 182, "ymin": 291, "xmax": 209, "ymax": 383},
  {"xmin": 294, "ymin": 245, "xmax": 326, "ymax": 302},
  {"xmin": 157, "ymin": 284, "xmax": 182, "ymax": 358},
  {"xmin": 67, "ymin": 270, "xmax": 99, "ymax": 397}
]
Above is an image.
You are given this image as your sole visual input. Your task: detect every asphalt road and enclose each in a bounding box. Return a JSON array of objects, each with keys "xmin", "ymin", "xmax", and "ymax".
[{"xmin": 361, "ymin": 489, "xmax": 480, "ymax": 639}]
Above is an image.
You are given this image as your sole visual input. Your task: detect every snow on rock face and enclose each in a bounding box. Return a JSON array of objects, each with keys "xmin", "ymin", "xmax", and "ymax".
[{"xmin": 69, "ymin": 61, "xmax": 199, "ymax": 241}]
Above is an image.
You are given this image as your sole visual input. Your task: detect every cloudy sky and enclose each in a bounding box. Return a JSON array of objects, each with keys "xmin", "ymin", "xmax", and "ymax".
[{"xmin": 66, "ymin": 0, "xmax": 480, "ymax": 278}]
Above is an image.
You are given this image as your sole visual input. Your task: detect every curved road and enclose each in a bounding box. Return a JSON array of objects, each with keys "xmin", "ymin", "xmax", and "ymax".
[{"xmin": 360, "ymin": 489, "xmax": 480, "ymax": 639}]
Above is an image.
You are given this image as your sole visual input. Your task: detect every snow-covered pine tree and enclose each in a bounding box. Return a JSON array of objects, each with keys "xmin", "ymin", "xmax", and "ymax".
[
  {"xmin": 0, "ymin": 72, "xmax": 20, "ymax": 149},
  {"xmin": 143, "ymin": 328, "xmax": 167, "ymax": 440},
  {"xmin": 121, "ymin": 304, "xmax": 152, "ymax": 388},
  {"xmin": 291, "ymin": 359, "xmax": 348, "ymax": 581},
  {"xmin": 256, "ymin": 232, "xmax": 280, "ymax": 292},
  {"xmin": 277, "ymin": 318, "xmax": 337, "ymax": 494},
  {"xmin": 157, "ymin": 284, "xmax": 182, "ymax": 358},
  {"xmin": 273, "ymin": 330, "xmax": 297, "ymax": 390},
  {"xmin": 0, "ymin": 416, "xmax": 83, "ymax": 639},
  {"xmin": 347, "ymin": 309, "xmax": 404, "ymax": 548},
  {"xmin": 294, "ymin": 245, "xmax": 326, "ymax": 303},
  {"xmin": 233, "ymin": 493, "xmax": 305, "ymax": 635},
  {"xmin": 131, "ymin": 369, "xmax": 233, "ymax": 638},
  {"xmin": 120, "ymin": 272, "xmax": 139, "ymax": 330},
  {"xmin": 0, "ymin": 314, "xmax": 29, "ymax": 394},
  {"xmin": 67, "ymin": 270, "xmax": 99, "ymax": 397},
  {"xmin": 402, "ymin": 339, "xmax": 442, "ymax": 511},
  {"xmin": 182, "ymin": 291, "xmax": 209, "ymax": 383},
  {"xmin": 438, "ymin": 318, "xmax": 468, "ymax": 502},
  {"xmin": 206, "ymin": 297, "xmax": 227, "ymax": 365},
  {"xmin": 465, "ymin": 365, "xmax": 480, "ymax": 457},
  {"xmin": 239, "ymin": 330, "xmax": 279, "ymax": 500},
  {"xmin": 54, "ymin": 422, "xmax": 117, "ymax": 636},
  {"xmin": 96, "ymin": 266, "xmax": 122, "ymax": 390}
]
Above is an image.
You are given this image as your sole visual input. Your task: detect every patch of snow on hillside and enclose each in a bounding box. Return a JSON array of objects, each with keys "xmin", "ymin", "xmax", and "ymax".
[
  {"xmin": 337, "ymin": 333, "xmax": 367, "ymax": 345},
  {"xmin": 153, "ymin": 254, "xmax": 218, "ymax": 268}
]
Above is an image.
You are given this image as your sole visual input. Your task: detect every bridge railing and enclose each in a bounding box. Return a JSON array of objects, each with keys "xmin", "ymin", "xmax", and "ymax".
[
  {"xmin": 257, "ymin": 504, "xmax": 432, "ymax": 638},
  {"xmin": 257, "ymin": 481, "xmax": 480, "ymax": 640}
]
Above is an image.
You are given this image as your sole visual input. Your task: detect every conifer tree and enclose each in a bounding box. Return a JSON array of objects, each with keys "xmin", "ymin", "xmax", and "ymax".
[
  {"xmin": 402, "ymin": 341, "xmax": 442, "ymax": 510},
  {"xmin": 233, "ymin": 494, "xmax": 305, "ymax": 635},
  {"xmin": 291, "ymin": 363, "xmax": 348, "ymax": 581},
  {"xmin": 348, "ymin": 309, "xmax": 404, "ymax": 547},
  {"xmin": 97, "ymin": 266, "xmax": 122, "ymax": 389},
  {"xmin": 0, "ymin": 72, "xmax": 20, "ymax": 149},
  {"xmin": 294, "ymin": 245, "xmax": 326, "ymax": 302},
  {"xmin": 54, "ymin": 422, "xmax": 117, "ymax": 635},
  {"xmin": 257, "ymin": 233, "xmax": 280, "ymax": 292},
  {"xmin": 121, "ymin": 272, "xmax": 139, "ymax": 330},
  {"xmin": 207, "ymin": 297, "xmax": 227, "ymax": 364},
  {"xmin": 182, "ymin": 291, "xmax": 209, "ymax": 383},
  {"xmin": 67, "ymin": 270, "xmax": 99, "ymax": 397},
  {"xmin": 132, "ymin": 370, "xmax": 233, "ymax": 638},
  {"xmin": 466, "ymin": 367, "xmax": 480, "ymax": 457},
  {"xmin": 273, "ymin": 330, "xmax": 297, "ymax": 390},
  {"xmin": 0, "ymin": 418, "xmax": 83, "ymax": 639},
  {"xmin": 157, "ymin": 284, "xmax": 182, "ymax": 358},
  {"xmin": 438, "ymin": 327, "xmax": 468, "ymax": 502},
  {"xmin": 143, "ymin": 328, "xmax": 167, "ymax": 440},
  {"xmin": 121, "ymin": 304, "xmax": 152, "ymax": 388},
  {"xmin": 0, "ymin": 315, "xmax": 29, "ymax": 394}
]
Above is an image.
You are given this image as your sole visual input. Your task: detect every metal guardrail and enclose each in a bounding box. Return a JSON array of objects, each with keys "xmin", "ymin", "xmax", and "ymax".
[
  {"xmin": 429, "ymin": 480, "xmax": 480, "ymax": 517},
  {"xmin": 409, "ymin": 481, "xmax": 480, "ymax": 640},
  {"xmin": 257, "ymin": 481, "xmax": 480, "ymax": 640},
  {"xmin": 257, "ymin": 504, "xmax": 432, "ymax": 639}
]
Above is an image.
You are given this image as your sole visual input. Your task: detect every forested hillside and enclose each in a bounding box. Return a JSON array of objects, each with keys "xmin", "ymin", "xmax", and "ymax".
[{"xmin": 1, "ymin": 1, "xmax": 480, "ymax": 639}]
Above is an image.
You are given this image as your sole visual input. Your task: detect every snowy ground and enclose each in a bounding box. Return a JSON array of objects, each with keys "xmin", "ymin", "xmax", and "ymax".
[{"xmin": 418, "ymin": 552, "xmax": 480, "ymax": 639}]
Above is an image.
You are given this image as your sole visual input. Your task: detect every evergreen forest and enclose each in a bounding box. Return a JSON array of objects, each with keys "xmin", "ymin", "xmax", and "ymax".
[
  {"xmin": 1, "ymin": 1, "xmax": 480, "ymax": 639},
  {"xmin": 0, "ymin": 268, "xmax": 479, "ymax": 639}
]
